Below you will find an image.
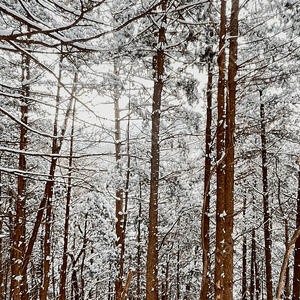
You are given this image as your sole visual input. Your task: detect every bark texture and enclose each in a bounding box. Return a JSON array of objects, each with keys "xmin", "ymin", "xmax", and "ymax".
[
  {"xmin": 260, "ymin": 99, "xmax": 273, "ymax": 300},
  {"xmin": 146, "ymin": 1, "xmax": 167, "ymax": 299},
  {"xmin": 214, "ymin": 1, "xmax": 226, "ymax": 298},
  {"xmin": 114, "ymin": 62, "xmax": 125, "ymax": 300},
  {"xmin": 293, "ymin": 167, "xmax": 300, "ymax": 300},
  {"xmin": 200, "ymin": 59, "xmax": 212, "ymax": 300},
  {"xmin": 224, "ymin": 1, "xmax": 239, "ymax": 299}
]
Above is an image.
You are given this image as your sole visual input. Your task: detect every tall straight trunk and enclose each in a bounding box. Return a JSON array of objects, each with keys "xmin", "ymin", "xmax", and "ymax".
[
  {"xmin": 114, "ymin": 62, "xmax": 126, "ymax": 300},
  {"xmin": 254, "ymin": 239, "xmax": 260, "ymax": 300},
  {"xmin": 250, "ymin": 227, "xmax": 261, "ymax": 300},
  {"xmin": 80, "ymin": 217, "xmax": 88, "ymax": 300},
  {"xmin": 146, "ymin": 2, "xmax": 167, "ymax": 299},
  {"xmin": 120, "ymin": 88, "xmax": 132, "ymax": 300},
  {"xmin": 215, "ymin": 1, "xmax": 226, "ymax": 299},
  {"xmin": 260, "ymin": 97, "xmax": 273, "ymax": 300},
  {"xmin": 284, "ymin": 221, "xmax": 290, "ymax": 299},
  {"xmin": 137, "ymin": 180, "xmax": 142, "ymax": 300},
  {"xmin": 11, "ymin": 52, "xmax": 30, "ymax": 300},
  {"xmin": 59, "ymin": 79, "xmax": 77, "ymax": 300},
  {"xmin": 200, "ymin": 59, "xmax": 213, "ymax": 300},
  {"xmin": 250, "ymin": 228, "xmax": 255, "ymax": 300},
  {"xmin": 242, "ymin": 196, "xmax": 247, "ymax": 300},
  {"xmin": 224, "ymin": 1, "xmax": 239, "ymax": 299},
  {"xmin": 276, "ymin": 159, "xmax": 290, "ymax": 299},
  {"xmin": 293, "ymin": 166, "xmax": 300, "ymax": 300},
  {"xmin": 40, "ymin": 198, "xmax": 51, "ymax": 300}
]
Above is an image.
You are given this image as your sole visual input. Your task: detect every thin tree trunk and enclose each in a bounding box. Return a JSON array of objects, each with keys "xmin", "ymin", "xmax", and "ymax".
[
  {"xmin": 284, "ymin": 220, "xmax": 290, "ymax": 299},
  {"xmin": 114, "ymin": 62, "xmax": 126, "ymax": 300},
  {"xmin": 40, "ymin": 198, "xmax": 51, "ymax": 300},
  {"xmin": 146, "ymin": 1, "xmax": 167, "ymax": 300},
  {"xmin": 72, "ymin": 269, "xmax": 80, "ymax": 300},
  {"xmin": 224, "ymin": 1, "xmax": 239, "ymax": 299},
  {"xmin": 254, "ymin": 236, "xmax": 260, "ymax": 300},
  {"xmin": 250, "ymin": 228, "xmax": 255, "ymax": 300},
  {"xmin": 59, "ymin": 78, "xmax": 77, "ymax": 300},
  {"xmin": 293, "ymin": 165, "xmax": 300, "ymax": 300},
  {"xmin": 260, "ymin": 98, "xmax": 273, "ymax": 300},
  {"xmin": 200, "ymin": 58, "xmax": 213, "ymax": 300},
  {"xmin": 80, "ymin": 217, "xmax": 88, "ymax": 300},
  {"xmin": 12, "ymin": 52, "xmax": 30, "ymax": 300},
  {"xmin": 242, "ymin": 196, "xmax": 247, "ymax": 300},
  {"xmin": 276, "ymin": 159, "xmax": 290, "ymax": 299},
  {"xmin": 215, "ymin": 1, "xmax": 226, "ymax": 299},
  {"xmin": 137, "ymin": 180, "xmax": 142, "ymax": 300},
  {"xmin": 276, "ymin": 227, "xmax": 300, "ymax": 299},
  {"xmin": 121, "ymin": 270, "xmax": 135, "ymax": 300}
]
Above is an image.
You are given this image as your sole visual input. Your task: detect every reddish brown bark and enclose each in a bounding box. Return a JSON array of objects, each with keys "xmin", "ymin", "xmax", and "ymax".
[
  {"xmin": 215, "ymin": 1, "xmax": 226, "ymax": 298},
  {"xmin": 276, "ymin": 160, "xmax": 290, "ymax": 299},
  {"xmin": 276, "ymin": 227, "xmax": 300, "ymax": 299},
  {"xmin": 284, "ymin": 221, "xmax": 290, "ymax": 299},
  {"xmin": 11, "ymin": 53, "xmax": 30, "ymax": 300},
  {"xmin": 293, "ymin": 167, "xmax": 300, "ymax": 300},
  {"xmin": 146, "ymin": 1, "xmax": 167, "ymax": 299},
  {"xmin": 200, "ymin": 59, "xmax": 213, "ymax": 300},
  {"xmin": 224, "ymin": 1, "xmax": 239, "ymax": 299},
  {"xmin": 260, "ymin": 99, "xmax": 273, "ymax": 300}
]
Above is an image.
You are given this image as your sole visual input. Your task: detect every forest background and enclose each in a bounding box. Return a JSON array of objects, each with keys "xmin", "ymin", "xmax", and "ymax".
[{"xmin": 0, "ymin": 0, "xmax": 300, "ymax": 300}]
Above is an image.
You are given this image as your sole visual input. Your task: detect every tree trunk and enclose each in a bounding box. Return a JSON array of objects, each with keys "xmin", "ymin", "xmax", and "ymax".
[
  {"xmin": 146, "ymin": 2, "xmax": 167, "ymax": 299},
  {"xmin": 72, "ymin": 269, "xmax": 80, "ymax": 300},
  {"xmin": 215, "ymin": 1, "xmax": 226, "ymax": 299},
  {"xmin": 276, "ymin": 227, "xmax": 300, "ymax": 299},
  {"xmin": 60, "ymin": 78, "xmax": 77, "ymax": 300},
  {"xmin": 254, "ymin": 236, "xmax": 260, "ymax": 300},
  {"xmin": 11, "ymin": 52, "xmax": 30, "ymax": 300},
  {"xmin": 40, "ymin": 198, "xmax": 51, "ymax": 300},
  {"xmin": 137, "ymin": 180, "xmax": 142, "ymax": 300},
  {"xmin": 250, "ymin": 228, "xmax": 255, "ymax": 300},
  {"xmin": 224, "ymin": 1, "xmax": 239, "ymax": 299},
  {"xmin": 260, "ymin": 98, "xmax": 273, "ymax": 300},
  {"xmin": 114, "ymin": 62, "xmax": 126, "ymax": 300},
  {"xmin": 80, "ymin": 217, "xmax": 88, "ymax": 300},
  {"xmin": 242, "ymin": 196, "xmax": 247, "ymax": 300},
  {"xmin": 200, "ymin": 58, "xmax": 213, "ymax": 300},
  {"xmin": 293, "ymin": 166, "xmax": 300, "ymax": 300},
  {"xmin": 284, "ymin": 220, "xmax": 290, "ymax": 299},
  {"xmin": 276, "ymin": 159, "xmax": 290, "ymax": 300}
]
